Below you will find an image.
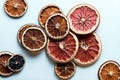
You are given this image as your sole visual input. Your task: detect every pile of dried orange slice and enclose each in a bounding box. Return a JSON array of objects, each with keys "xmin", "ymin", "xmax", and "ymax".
[
  {"xmin": 0, "ymin": 51, "xmax": 25, "ymax": 76},
  {"xmin": 2, "ymin": 0, "xmax": 120, "ymax": 79}
]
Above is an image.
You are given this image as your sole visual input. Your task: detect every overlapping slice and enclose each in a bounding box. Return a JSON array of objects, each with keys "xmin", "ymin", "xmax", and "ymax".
[
  {"xmin": 8, "ymin": 54, "xmax": 25, "ymax": 72},
  {"xmin": 0, "ymin": 51, "xmax": 13, "ymax": 76},
  {"xmin": 45, "ymin": 13, "xmax": 69, "ymax": 40},
  {"xmin": 55, "ymin": 61, "xmax": 76, "ymax": 79},
  {"xmin": 4, "ymin": 0, "xmax": 28, "ymax": 17},
  {"xmin": 67, "ymin": 3, "xmax": 100, "ymax": 35},
  {"xmin": 46, "ymin": 32, "xmax": 78, "ymax": 63},
  {"xmin": 17, "ymin": 23, "xmax": 37, "ymax": 44},
  {"xmin": 98, "ymin": 60, "xmax": 120, "ymax": 80},
  {"xmin": 39, "ymin": 5, "xmax": 62, "ymax": 28},
  {"xmin": 21, "ymin": 27, "xmax": 47, "ymax": 54},
  {"xmin": 74, "ymin": 33, "xmax": 102, "ymax": 66}
]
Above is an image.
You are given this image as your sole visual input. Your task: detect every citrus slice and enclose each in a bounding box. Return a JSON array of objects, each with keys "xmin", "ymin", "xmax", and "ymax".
[
  {"xmin": 98, "ymin": 60, "xmax": 120, "ymax": 80},
  {"xmin": 46, "ymin": 32, "xmax": 78, "ymax": 63},
  {"xmin": 4, "ymin": 0, "xmax": 28, "ymax": 17},
  {"xmin": 55, "ymin": 61, "xmax": 76, "ymax": 79},
  {"xmin": 39, "ymin": 5, "xmax": 62, "ymax": 28},
  {"xmin": 17, "ymin": 23, "xmax": 38, "ymax": 44},
  {"xmin": 21, "ymin": 27, "xmax": 47, "ymax": 54},
  {"xmin": 0, "ymin": 51, "xmax": 13, "ymax": 76},
  {"xmin": 8, "ymin": 54, "xmax": 25, "ymax": 72},
  {"xmin": 45, "ymin": 13, "xmax": 69, "ymax": 40},
  {"xmin": 67, "ymin": 3, "xmax": 100, "ymax": 35},
  {"xmin": 74, "ymin": 33, "xmax": 102, "ymax": 66}
]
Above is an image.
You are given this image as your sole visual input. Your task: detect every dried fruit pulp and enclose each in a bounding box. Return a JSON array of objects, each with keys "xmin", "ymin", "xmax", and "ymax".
[
  {"xmin": 55, "ymin": 61, "xmax": 76, "ymax": 79},
  {"xmin": 46, "ymin": 32, "xmax": 78, "ymax": 63},
  {"xmin": 45, "ymin": 13, "xmax": 69, "ymax": 40},
  {"xmin": 4, "ymin": 0, "xmax": 28, "ymax": 17},
  {"xmin": 39, "ymin": 5, "xmax": 62, "ymax": 28},
  {"xmin": 67, "ymin": 4, "xmax": 100, "ymax": 34},
  {"xmin": 0, "ymin": 51, "xmax": 13, "ymax": 76},
  {"xmin": 17, "ymin": 24, "xmax": 37, "ymax": 44},
  {"xmin": 22, "ymin": 27, "xmax": 47, "ymax": 52},
  {"xmin": 98, "ymin": 61, "xmax": 120, "ymax": 80},
  {"xmin": 74, "ymin": 33, "xmax": 102, "ymax": 66},
  {"xmin": 8, "ymin": 55, "xmax": 25, "ymax": 72}
]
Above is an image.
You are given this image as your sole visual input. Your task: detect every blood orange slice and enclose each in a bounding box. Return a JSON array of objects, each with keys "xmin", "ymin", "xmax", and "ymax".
[
  {"xmin": 46, "ymin": 32, "xmax": 78, "ymax": 63},
  {"xmin": 55, "ymin": 61, "xmax": 76, "ymax": 79},
  {"xmin": 39, "ymin": 5, "xmax": 62, "ymax": 28},
  {"xmin": 67, "ymin": 4, "xmax": 100, "ymax": 35},
  {"xmin": 4, "ymin": 0, "xmax": 28, "ymax": 17},
  {"xmin": 45, "ymin": 13, "xmax": 69, "ymax": 40},
  {"xmin": 0, "ymin": 51, "xmax": 13, "ymax": 76},
  {"xmin": 74, "ymin": 33, "xmax": 102, "ymax": 66},
  {"xmin": 98, "ymin": 60, "xmax": 120, "ymax": 80},
  {"xmin": 21, "ymin": 27, "xmax": 47, "ymax": 54},
  {"xmin": 17, "ymin": 23, "xmax": 38, "ymax": 45}
]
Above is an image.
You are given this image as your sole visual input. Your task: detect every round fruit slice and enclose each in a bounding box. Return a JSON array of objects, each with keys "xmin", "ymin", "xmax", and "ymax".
[
  {"xmin": 39, "ymin": 5, "xmax": 62, "ymax": 28},
  {"xmin": 22, "ymin": 27, "xmax": 47, "ymax": 54},
  {"xmin": 45, "ymin": 13, "xmax": 69, "ymax": 40},
  {"xmin": 4, "ymin": 0, "xmax": 28, "ymax": 17},
  {"xmin": 98, "ymin": 60, "xmax": 120, "ymax": 80},
  {"xmin": 67, "ymin": 4, "xmax": 100, "ymax": 35},
  {"xmin": 74, "ymin": 33, "xmax": 102, "ymax": 66},
  {"xmin": 0, "ymin": 51, "xmax": 13, "ymax": 76},
  {"xmin": 17, "ymin": 23, "xmax": 38, "ymax": 44},
  {"xmin": 55, "ymin": 61, "xmax": 76, "ymax": 79},
  {"xmin": 8, "ymin": 54, "xmax": 25, "ymax": 72},
  {"xmin": 46, "ymin": 32, "xmax": 78, "ymax": 63}
]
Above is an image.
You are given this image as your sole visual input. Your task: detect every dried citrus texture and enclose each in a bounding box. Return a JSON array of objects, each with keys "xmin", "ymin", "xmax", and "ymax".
[
  {"xmin": 55, "ymin": 61, "xmax": 76, "ymax": 79},
  {"xmin": 0, "ymin": 51, "xmax": 13, "ymax": 76},
  {"xmin": 22, "ymin": 27, "xmax": 47, "ymax": 54},
  {"xmin": 74, "ymin": 33, "xmax": 102, "ymax": 66},
  {"xmin": 46, "ymin": 32, "xmax": 78, "ymax": 63},
  {"xmin": 8, "ymin": 54, "xmax": 25, "ymax": 72},
  {"xmin": 17, "ymin": 23, "xmax": 37, "ymax": 44},
  {"xmin": 45, "ymin": 13, "xmax": 69, "ymax": 40},
  {"xmin": 4, "ymin": 0, "xmax": 28, "ymax": 17},
  {"xmin": 39, "ymin": 5, "xmax": 62, "ymax": 28},
  {"xmin": 67, "ymin": 4, "xmax": 100, "ymax": 35},
  {"xmin": 98, "ymin": 60, "xmax": 120, "ymax": 80}
]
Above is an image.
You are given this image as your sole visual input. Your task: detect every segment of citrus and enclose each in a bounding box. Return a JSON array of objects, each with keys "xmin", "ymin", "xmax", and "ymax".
[
  {"xmin": 74, "ymin": 33, "xmax": 102, "ymax": 66},
  {"xmin": 98, "ymin": 60, "xmax": 120, "ymax": 80},
  {"xmin": 45, "ymin": 13, "xmax": 69, "ymax": 40},
  {"xmin": 17, "ymin": 23, "xmax": 38, "ymax": 44},
  {"xmin": 0, "ymin": 51, "xmax": 13, "ymax": 76},
  {"xmin": 46, "ymin": 32, "xmax": 78, "ymax": 63},
  {"xmin": 55, "ymin": 61, "xmax": 76, "ymax": 79},
  {"xmin": 21, "ymin": 27, "xmax": 47, "ymax": 54},
  {"xmin": 4, "ymin": 0, "xmax": 28, "ymax": 17},
  {"xmin": 39, "ymin": 5, "xmax": 62, "ymax": 28},
  {"xmin": 8, "ymin": 54, "xmax": 25, "ymax": 72},
  {"xmin": 67, "ymin": 4, "xmax": 100, "ymax": 35}
]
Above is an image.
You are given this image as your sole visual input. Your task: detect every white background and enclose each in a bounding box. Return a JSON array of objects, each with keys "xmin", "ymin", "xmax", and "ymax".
[{"xmin": 0, "ymin": 0, "xmax": 120, "ymax": 80}]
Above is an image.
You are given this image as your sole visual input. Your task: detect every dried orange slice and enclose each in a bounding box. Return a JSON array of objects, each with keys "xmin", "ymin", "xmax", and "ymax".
[
  {"xmin": 0, "ymin": 51, "xmax": 13, "ymax": 76},
  {"xmin": 98, "ymin": 60, "xmax": 120, "ymax": 80},
  {"xmin": 21, "ymin": 27, "xmax": 47, "ymax": 54},
  {"xmin": 4, "ymin": 0, "xmax": 28, "ymax": 17},
  {"xmin": 39, "ymin": 5, "xmax": 62, "ymax": 28},
  {"xmin": 45, "ymin": 13, "xmax": 69, "ymax": 40},
  {"xmin": 46, "ymin": 32, "xmax": 78, "ymax": 63},
  {"xmin": 74, "ymin": 33, "xmax": 102, "ymax": 66},
  {"xmin": 17, "ymin": 23, "xmax": 38, "ymax": 45},
  {"xmin": 8, "ymin": 54, "xmax": 25, "ymax": 72},
  {"xmin": 55, "ymin": 61, "xmax": 76, "ymax": 79},
  {"xmin": 67, "ymin": 3, "xmax": 100, "ymax": 35}
]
